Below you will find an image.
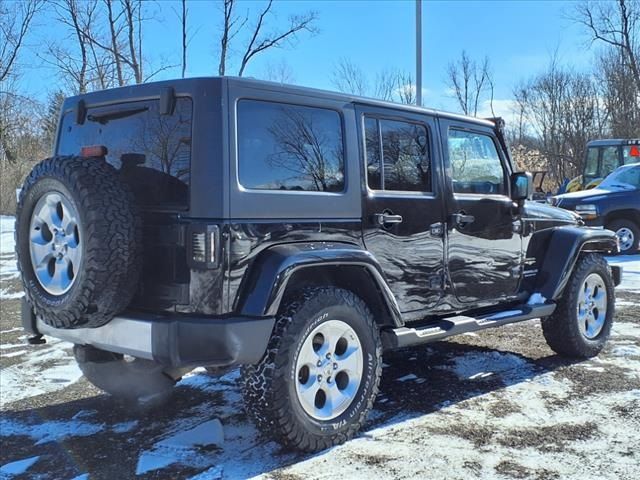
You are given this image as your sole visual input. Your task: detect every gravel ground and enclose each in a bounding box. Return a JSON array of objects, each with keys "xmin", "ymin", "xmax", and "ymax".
[{"xmin": 1, "ymin": 215, "xmax": 639, "ymax": 479}]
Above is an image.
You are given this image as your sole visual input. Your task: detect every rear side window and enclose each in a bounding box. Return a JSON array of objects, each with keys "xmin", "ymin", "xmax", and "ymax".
[
  {"xmin": 57, "ymin": 98, "xmax": 192, "ymax": 209},
  {"xmin": 585, "ymin": 147, "xmax": 599, "ymax": 176},
  {"xmin": 364, "ymin": 116, "xmax": 431, "ymax": 192},
  {"xmin": 448, "ymin": 129, "xmax": 505, "ymax": 195},
  {"xmin": 237, "ymin": 100, "xmax": 345, "ymax": 192}
]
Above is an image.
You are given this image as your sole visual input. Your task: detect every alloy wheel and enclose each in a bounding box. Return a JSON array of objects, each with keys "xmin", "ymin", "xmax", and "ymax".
[{"xmin": 294, "ymin": 319, "xmax": 364, "ymax": 420}]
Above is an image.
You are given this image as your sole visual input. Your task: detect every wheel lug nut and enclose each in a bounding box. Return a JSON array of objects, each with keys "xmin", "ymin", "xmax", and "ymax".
[
  {"xmin": 326, "ymin": 353, "xmax": 331, "ymax": 360},
  {"xmin": 327, "ymin": 376, "xmax": 332, "ymax": 384},
  {"xmin": 317, "ymin": 374, "xmax": 323, "ymax": 383},
  {"xmin": 317, "ymin": 360, "xmax": 322, "ymax": 367}
]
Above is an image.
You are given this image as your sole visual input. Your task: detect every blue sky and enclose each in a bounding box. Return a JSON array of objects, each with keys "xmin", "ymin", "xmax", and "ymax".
[{"xmin": 23, "ymin": 0, "xmax": 598, "ymax": 117}]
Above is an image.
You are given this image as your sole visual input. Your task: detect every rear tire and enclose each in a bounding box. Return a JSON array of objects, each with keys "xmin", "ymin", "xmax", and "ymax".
[
  {"xmin": 541, "ymin": 254, "xmax": 615, "ymax": 358},
  {"xmin": 74, "ymin": 345, "xmax": 176, "ymax": 402},
  {"xmin": 606, "ymin": 219, "xmax": 639, "ymax": 254},
  {"xmin": 241, "ymin": 287, "xmax": 382, "ymax": 452}
]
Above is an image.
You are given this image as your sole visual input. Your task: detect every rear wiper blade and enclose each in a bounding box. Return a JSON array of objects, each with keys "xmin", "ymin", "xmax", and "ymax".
[{"xmin": 87, "ymin": 106, "xmax": 148, "ymax": 124}]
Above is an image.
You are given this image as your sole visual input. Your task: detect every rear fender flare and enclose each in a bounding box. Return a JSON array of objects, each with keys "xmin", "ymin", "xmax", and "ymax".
[{"xmin": 234, "ymin": 243, "xmax": 403, "ymax": 327}]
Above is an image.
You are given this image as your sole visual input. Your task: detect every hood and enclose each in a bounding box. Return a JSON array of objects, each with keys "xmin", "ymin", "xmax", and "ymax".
[
  {"xmin": 554, "ymin": 188, "xmax": 609, "ymax": 202},
  {"xmin": 523, "ymin": 201, "xmax": 581, "ymax": 224},
  {"xmin": 552, "ymin": 186, "xmax": 631, "ymax": 208}
]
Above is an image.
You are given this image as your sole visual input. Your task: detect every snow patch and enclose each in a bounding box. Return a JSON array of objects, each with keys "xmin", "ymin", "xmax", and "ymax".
[
  {"xmin": 611, "ymin": 345, "xmax": 640, "ymax": 357},
  {"xmin": 112, "ymin": 421, "xmax": 138, "ymax": 434},
  {"xmin": 0, "ymin": 456, "xmax": 39, "ymax": 476},
  {"xmin": 443, "ymin": 351, "xmax": 537, "ymax": 382},
  {"xmin": 0, "ymin": 418, "xmax": 104, "ymax": 445},
  {"xmin": 607, "ymin": 255, "xmax": 640, "ymax": 292},
  {"xmin": 136, "ymin": 419, "xmax": 224, "ymax": 475},
  {"xmin": 612, "ymin": 322, "xmax": 640, "ymax": 338},
  {"xmin": 0, "ymin": 337, "xmax": 82, "ymax": 405}
]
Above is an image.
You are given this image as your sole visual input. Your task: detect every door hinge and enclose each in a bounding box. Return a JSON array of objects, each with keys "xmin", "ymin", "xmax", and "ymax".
[{"xmin": 430, "ymin": 222, "xmax": 444, "ymax": 237}]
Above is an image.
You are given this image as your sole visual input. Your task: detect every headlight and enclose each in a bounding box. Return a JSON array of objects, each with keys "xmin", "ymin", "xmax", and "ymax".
[{"xmin": 575, "ymin": 204, "xmax": 598, "ymax": 220}]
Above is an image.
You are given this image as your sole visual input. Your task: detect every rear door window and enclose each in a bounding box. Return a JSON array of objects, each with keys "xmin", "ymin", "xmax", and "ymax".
[
  {"xmin": 364, "ymin": 117, "xmax": 431, "ymax": 192},
  {"xmin": 57, "ymin": 98, "xmax": 192, "ymax": 209}
]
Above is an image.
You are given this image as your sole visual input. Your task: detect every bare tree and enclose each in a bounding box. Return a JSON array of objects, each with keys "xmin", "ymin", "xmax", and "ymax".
[
  {"xmin": 373, "ymin": 69, "xmax": 398, "ymax": 101},
  {"xmin": 77, "ymin": 0, "xmax": 174, "ymax": 86},
  {"xmin": 575, "ymin": 0, "xmax": 640, "ymax": 92},
  {"xmin": 395, "ymin": 72, "xmax": 416, "ymax": 105},
  {"xmin": 217, "ymin": 0, "xmax": 317, "ymax": 77},
  {"xmin": 330, "ymin": 60, "xmax": 416, "ymax": 105},
  {"xmin": 0, "ymin": 0, "xmax": 43, "ymax": 83},
  {"xmin": 44, "ymin": 0, "xmax": 103, "ymax": 94},
  {"xmin": 598, "ymin": 48, "xmax": 640, "ymax": 137},
  {"xmin": 262, "ymin": 59, "xmax": 295, "ymax": 84},
  {"xmin": 105, "ymin": 0, "xmax": 125, "ymax": 86},
  {"xmin": 446, "ymin": 50, "xmax": 493, "ymax": 116},
  {"xmin": 331, "ymin": 58, "xmax": 368, "ymax": 96},
  {"xmin": 513, "ymin": 58, "xmax": 605, "ymax": 186}
]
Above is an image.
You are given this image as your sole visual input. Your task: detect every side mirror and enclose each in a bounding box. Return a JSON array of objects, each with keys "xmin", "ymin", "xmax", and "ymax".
[{"xmin": 511, "ymin": 172, "xmax": 533, "ymax": 202}]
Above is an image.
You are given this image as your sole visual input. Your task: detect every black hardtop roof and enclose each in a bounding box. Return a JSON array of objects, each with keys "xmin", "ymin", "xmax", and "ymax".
[{"xmin": 62, "ymin": 76, "xmax": 497, "ymax": 129}]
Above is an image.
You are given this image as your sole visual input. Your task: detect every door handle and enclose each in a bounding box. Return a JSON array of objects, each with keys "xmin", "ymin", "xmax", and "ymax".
[
  {"xmin": 373, "ymin": 212, "xmax": 403, "ymax": 227},
  {"xmin": 451, "ymin": 212, "xmax": 475, "ymax": 227}
]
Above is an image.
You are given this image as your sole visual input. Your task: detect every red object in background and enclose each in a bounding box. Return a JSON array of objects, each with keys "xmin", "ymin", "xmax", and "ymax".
[{"xmin": 629, "ymin": 145, "xmax": 640, "ymax": 157}]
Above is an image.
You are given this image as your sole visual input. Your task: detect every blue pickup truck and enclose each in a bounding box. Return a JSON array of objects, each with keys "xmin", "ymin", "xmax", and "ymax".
[{"xmin": 550, "ymin": 163, "xmax": 640, "ymax": 253}]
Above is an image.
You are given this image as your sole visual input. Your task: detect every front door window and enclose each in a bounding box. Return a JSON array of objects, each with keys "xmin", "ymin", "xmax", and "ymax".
[{"xmin": 448, "ymin": 130, "xmax": 506, "ymax": 195}]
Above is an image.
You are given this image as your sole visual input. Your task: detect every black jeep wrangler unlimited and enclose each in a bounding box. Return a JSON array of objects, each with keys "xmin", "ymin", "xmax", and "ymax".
[{"xmin": 17, "ymin": 77, "xmax": 622, "ymax": 452}]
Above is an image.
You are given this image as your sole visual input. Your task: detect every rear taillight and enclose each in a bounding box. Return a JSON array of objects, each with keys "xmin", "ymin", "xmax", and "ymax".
[
  {"xmin": 80, "ymin": 145, "xmax": 108, "ymax": 157},
  {"xmin": 188, "ymin": 224, "xmax": 219, "ymax": 269}
]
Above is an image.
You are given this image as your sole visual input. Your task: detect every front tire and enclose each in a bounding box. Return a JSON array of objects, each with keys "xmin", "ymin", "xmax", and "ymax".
[
  {"xmin": 241, "ymin": 287, "xmax": 382, "ymax": 452},
  {"xmin": 606, "ymin": 219, "xmax": 639, "ymax": 254},
  {"xmin": 541, "ymin": 254, "xmax": 615, "ymax": 358}
]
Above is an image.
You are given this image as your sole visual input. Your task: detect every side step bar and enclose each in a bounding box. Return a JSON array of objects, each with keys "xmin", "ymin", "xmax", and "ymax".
[{"xmin": 383, "ymin": 303, "xmax": 556, "ymax": 349}]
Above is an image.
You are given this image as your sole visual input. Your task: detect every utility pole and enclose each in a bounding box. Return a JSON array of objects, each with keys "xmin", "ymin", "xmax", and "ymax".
[{"xmin": 416, "ymin": 0, "xmax": 422, "ymax": 106}]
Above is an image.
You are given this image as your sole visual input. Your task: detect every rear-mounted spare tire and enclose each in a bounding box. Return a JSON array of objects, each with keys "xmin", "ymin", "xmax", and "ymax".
[{"xmin": 16, "ymin": 155, "xmax": 141, "ymax": 329}]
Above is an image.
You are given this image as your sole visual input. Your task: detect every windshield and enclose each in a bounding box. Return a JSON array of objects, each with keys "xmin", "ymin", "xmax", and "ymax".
[{"xmin": 598, "ymin": 164, "xmax": 640, "ymax": 191}]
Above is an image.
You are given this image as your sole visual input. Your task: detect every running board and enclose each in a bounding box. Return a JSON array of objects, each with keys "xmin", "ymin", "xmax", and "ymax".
[{"xmin": 383, "ymin": 303, "xmax": 556, "ymax": 349}]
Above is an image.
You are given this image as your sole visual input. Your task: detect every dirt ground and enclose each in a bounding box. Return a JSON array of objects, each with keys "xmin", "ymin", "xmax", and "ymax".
[{"xmin": 1, "ymin": 215, "xmax": 639, "ymax": 479}]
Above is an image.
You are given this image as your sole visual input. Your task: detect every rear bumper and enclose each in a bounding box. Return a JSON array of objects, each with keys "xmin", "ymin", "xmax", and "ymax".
[{"xmin": 23, "ymin": 302, "xmax": 274, "ymax": 368}]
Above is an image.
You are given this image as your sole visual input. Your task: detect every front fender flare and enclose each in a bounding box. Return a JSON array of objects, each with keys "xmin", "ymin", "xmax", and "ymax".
[
  {"xmin": 535, "ymin": 226, "xmax": 618, "ymax": 300},
  {"xmin": 234, "ymin": 242, "xmax": 403, "ymax": 326}
]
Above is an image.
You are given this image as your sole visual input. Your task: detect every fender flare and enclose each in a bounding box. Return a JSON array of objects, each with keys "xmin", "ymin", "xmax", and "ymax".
[
  {"xmin": 535, "ymin": 226, "xmax": 618, "ymax": 300},
  {"xmin": 234, "ymin": 242, "xmax": 403, "ymax": 326}
]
